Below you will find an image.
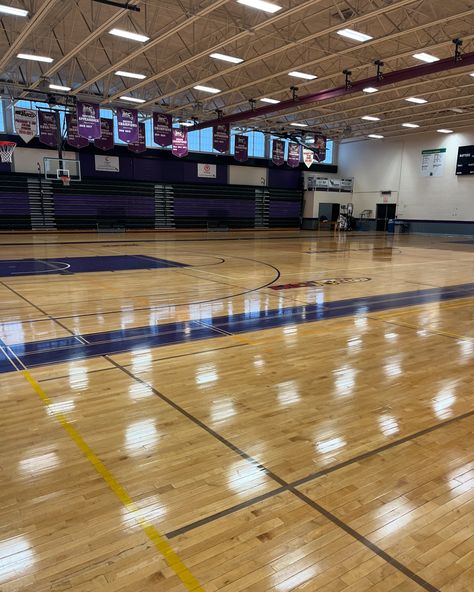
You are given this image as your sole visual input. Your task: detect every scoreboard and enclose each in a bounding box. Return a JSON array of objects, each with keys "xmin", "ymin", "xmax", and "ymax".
[{"xmin": 456, "ymin": 145, "xmax": 474, "ymax": 175}]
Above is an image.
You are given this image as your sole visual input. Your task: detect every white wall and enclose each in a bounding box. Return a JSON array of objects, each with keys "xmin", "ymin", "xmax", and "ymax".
[
  {"xmin": 303, "ymin": 190, "xmax": 353, "ymax": 218},
  {"xmin": 338, "ymin": 128, "xmax": 474, "ymax": 220},
  {"xmin": 13, "ymin": 147, "xmax": 78, "ymax": 175},
  {"xmin": 228, "ymin": 165, "xmax": 267, "ymax": 186}
]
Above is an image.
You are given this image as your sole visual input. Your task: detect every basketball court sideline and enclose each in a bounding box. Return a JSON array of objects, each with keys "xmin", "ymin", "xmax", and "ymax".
[{"xmin": 0, "ymin": 230, "xmax": 472, "ymax": 592}]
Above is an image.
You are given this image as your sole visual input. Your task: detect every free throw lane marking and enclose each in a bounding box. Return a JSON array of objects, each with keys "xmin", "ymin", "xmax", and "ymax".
[{"xmin": 21, "ymin": 369, "xmax": 205, "ymax": 592}]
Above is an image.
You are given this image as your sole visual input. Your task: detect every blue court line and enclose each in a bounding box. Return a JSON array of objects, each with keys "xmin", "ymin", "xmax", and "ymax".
[{"xmin": 1, "ymin": 283, "xmax": 473, "ymax": 374}]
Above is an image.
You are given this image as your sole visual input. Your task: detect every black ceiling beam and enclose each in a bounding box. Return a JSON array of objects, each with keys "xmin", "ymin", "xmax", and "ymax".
[{"xmin": 91, "ymin": 0, "xmax": 140, "ymax": 12}]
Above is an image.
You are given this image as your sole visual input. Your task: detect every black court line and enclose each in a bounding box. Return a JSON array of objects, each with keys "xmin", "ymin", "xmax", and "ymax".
[
  {"xmin": 105, "ymin": 358, "xmax": 453, "ymax": 591},
  {"xmin": 165, "ymin": 408, "xmax": 474, "ymax": 538}
]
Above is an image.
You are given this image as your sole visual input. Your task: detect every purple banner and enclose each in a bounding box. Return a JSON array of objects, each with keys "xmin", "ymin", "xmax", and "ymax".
[
  {"xmin": 234, "ymin": 134, "xmax": 248, "ymax": 163},
  {"xmin": 38, "ymin": 111, "xmax": 58, "ymax": 147},
  {"xmin": 213, "ymin": 123, "xmax": 230, "ymax": 153},
  {"xmin": 287, "ymin": 142, "xmax": 300, "ymax": 168},
  {"xmin": 94, "ymin": 118, "xmax": 114, "ymax": 151},
  {"xmin": 272, "ymin": 139, "xmax": 285, "ymax": 166},
  {"xmin": 314, "ymin": 136, "xmax": 327, "ymax": 162},
  {"xmin": 153, "ymin": 112, "xmax": 172, "ymax": 147},
  {"xmin": 66, "ymin": 113, "xmax": 89, "ymax": 149},
  {"xmin": 172, "ymin": 128, "xmax": 188, "ymax": 158},
  {"xmin": 117, "ymin": 107, "xmax": 139, "ymax": 143},
  {"xmin": 128, "ymin": 122, "xmax": 146, "ymax": 153},
  {"xmin": 76, "ymin": 101, "xmax": 101, "ymax": 140}
]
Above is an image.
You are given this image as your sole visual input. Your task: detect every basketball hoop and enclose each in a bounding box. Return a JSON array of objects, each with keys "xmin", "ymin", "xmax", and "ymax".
[
  {"xmin": 59, "ymin": 175, "xmax": 71, "ymax": 187},
  {"xmin": 0, "ymin": 141, "xmax": 16, "ymax": 163}
]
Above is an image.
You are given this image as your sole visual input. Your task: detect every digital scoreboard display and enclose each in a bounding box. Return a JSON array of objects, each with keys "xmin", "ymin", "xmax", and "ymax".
[{"xmin": 456, "ymin": 145, "xmax": 474, "ymax": 175}]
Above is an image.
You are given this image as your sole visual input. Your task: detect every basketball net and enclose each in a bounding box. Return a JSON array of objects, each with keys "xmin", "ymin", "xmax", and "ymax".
[
  {"xmin": 60, "ymin": 175, "xmax": 71, "ymax": 187},
  {"xmin": 0, "ymin": 141, "xmax": 16, "ymax": 163}
]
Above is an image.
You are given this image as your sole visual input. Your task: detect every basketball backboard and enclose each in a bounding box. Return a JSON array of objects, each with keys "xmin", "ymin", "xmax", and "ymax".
[{"xmin": 44, "ymin": 157, "xmax": 81, "ymax": 181}]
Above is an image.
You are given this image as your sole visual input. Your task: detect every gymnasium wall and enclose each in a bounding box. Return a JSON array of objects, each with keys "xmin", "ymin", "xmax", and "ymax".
[{"xmin": 338, "ymin": 127, "xmax": 474, "ymax": 232}]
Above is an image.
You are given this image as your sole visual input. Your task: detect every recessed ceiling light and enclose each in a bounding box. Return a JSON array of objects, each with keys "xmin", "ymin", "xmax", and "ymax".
[
  {"xmin": 193, "ymin": 84, "xmax": 220, "ymax": 93},
  {"xmin": 109, "ymin": 28, "xmax": 149, "ymax": 43},
  {"xmin": 115, "ymin": 70, "xmax": 147, "ymax": 80},
  {"xmin": 17, "ymin": 53, "xmax": 53, "ymax": 63},
  {"xmin": 402, "ymin": 123, "xmax": 419, "ymax": 128},
  {"xmin": 260, "ymin": 97, "xmax": 280, "ymax": 104},
  {"xmin": 210, "ymin": 53, "xmax": 244, "ymax": 64},
  {"xmin": 405, "ymin": 97, "xmax": 427, "ymax": 104},
  {"xmin": 361, "ymin": 115, "xmax": 380, "ymax": 121},
  {"xmin": 0, "ymin": 4, "xmax": 28, "ymax": 16},
  {"xmin": 337, "ymin": 28, "xmax": 373, "ymax": 42},
  {"xmin": 413, "ymin": 52, "xmax": 439, "ymax": 63},
  {"xmin": 437, "ymin": 129, "xmax": 453, "ymax": 134},
  {"xmin": 368, "ymin": 134, "xmax": 384, "ymax": 139},
  {"xmin": 49, "ymin": 84, "xmax": 71, "ymax": 92},
  {"xmin": 288, "ymin": 71, "xmax": 317, "ymax": 80},
  {"xmin": 290, "ymin": 122, "xmax": 308, "ymax": 127},
  {"xmin": 363, "ymin": 87, "xmax": 378, "ymax": 93},
  {"xmin": 237, "ymin": 0, "xmax": 282, "ymax": 13},
  {"xmin": 119, "ymin": 96, "xmax": 145, "ymax": 103}
]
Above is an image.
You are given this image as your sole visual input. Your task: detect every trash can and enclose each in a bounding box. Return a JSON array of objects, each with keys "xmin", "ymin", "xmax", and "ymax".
[{"xmin": 387, "ymin": 219, "xmax": 395, "ymax": 233}]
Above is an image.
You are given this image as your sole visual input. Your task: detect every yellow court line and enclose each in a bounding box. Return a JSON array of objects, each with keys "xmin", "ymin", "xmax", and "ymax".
[{"xmin": 21, "ymin": 369, "xmax": 205, "ymax": 592}]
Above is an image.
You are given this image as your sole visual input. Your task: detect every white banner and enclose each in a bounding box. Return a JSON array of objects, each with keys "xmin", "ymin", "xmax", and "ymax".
[
  {"xmin": 197, "ymin": 163, "xmax": 216, "ymax": 178},
  {"xmin": 14, "ymin": 107, "xmax": 37, "ymax": 143},
  {"xmin": 303, "ymin": 148, "xmax": 314, "ymax": 168},
  {"xmin": 95, "ymin": 155, "xmax": 120, "ymax": 172}
]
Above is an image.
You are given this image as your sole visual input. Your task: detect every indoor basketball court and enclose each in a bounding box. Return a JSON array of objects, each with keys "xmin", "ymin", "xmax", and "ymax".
[{"xmin": 0, "ymin": 1, "xmax": 473, "ymax": 591}]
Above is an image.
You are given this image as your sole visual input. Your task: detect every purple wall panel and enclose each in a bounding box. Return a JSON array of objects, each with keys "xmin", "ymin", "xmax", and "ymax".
[
  {"xmin": 0, "ymin": 194, "xmax": 30, "ymax": 214},
  {"xmin": 0, "ymin": 163, "xmax": 12, "ymax": 173},
  {"xmin": 269, "ymin": 201, "xmax": 300, "ymax": 218},
  {"xmin": 54, "ymin": 194, "xmax": 154, "ymax": 216},
  {"xmin": 268, "ymin": 168, "xmax": 301, "ymax": 189},
  {"xmin": 174, "ymin": 198, "xmax": 255, "ymax": 217}
]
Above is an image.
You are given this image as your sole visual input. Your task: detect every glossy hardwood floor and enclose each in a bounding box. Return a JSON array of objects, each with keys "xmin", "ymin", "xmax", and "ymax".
[{"xmin": 0, "ymin": 230, "xmax": 472, "ymax": 592}]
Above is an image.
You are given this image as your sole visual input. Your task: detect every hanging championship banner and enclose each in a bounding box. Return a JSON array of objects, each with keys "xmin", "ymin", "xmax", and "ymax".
[
  {"xmin": 303, "ymin": 148, "xmax": 314, "ymax": 168},
  {"xmin": 213, "ymin": 123, "xmax": 230, "ymax": 153},
  {"xmin": 314, "ymin": 136, "xmax": 327, "ymax": 162},
  {"xmin": 234, "ymin": 134, "xmax": 248, "ymax": 162},
  {"xmin": 66, "ymin": 113, "xmax": 89, "ymax": 148},
  {"xmin": 128, "ymin": 122, "xmax": 146, "ymax": 153},
  {"xmin": 172, "ymin": 128, "xmax": 188, "ymax": 158},
  {"xmin": 38, "ymin": 111, "xmax": 58, "ymax": 147},
  {"xmin": 94, "ymin": 118, "xmax": 114, "ymax": 151},
  {"xmin": 117, "ymin": 107, "xmax": 139, "ymax": 143},
  {"xmin": 153, "ymin": 112, "xmax": 172, "ymax": 146},
  {"xmin": 14, "ymin": 107, "xmax": 37, "ymax": 143},
  {"xmin": 76, "ymin": 101, "xmax": 101, "ymax": 140},
  {"xmin": 272, "ymin": 139, "xmax": 285, "ymax": 166},
  {"xmin": 287, "ymin": 143, "xmax": 300, "ymax": 168}
]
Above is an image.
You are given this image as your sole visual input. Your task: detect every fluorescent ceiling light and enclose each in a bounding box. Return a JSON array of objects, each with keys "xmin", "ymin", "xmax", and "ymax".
[
  {"xmin": 405, "ymin": 97, "xmax": 427, "ymax": 104},
  {"xmin": 210, "ymin": 53, "xmax": 243, "ymax": 64},
  {"xmin": 237, "ymin": 0, "xmax": 282, "ymax": 13},
  {"xmin": 337, "ymin": 28, "xmax": 372, "ymax": 42},
  {"xmin": 17, "ymin": 53, "xmax": 53, "ymax": 63},
  {"xmin": 288, "ymin": 71, "xmax": 317, "ymax": 80},
  {"xmin": 437, "ymin": 129, "xmax": 453, "ymax": 134},
  {"xmin": 450, "ymin": 108, "xmax": 465, "ymax": 113},
  {"xmin": 193, "ymin": 85, "xmax": 220, "ymax": 93},
  {"xmin": 363, "ymin": 87, "xmax": 378, "ymax": 93},
  {"xmin": 402, "ymin": 123, "xmax": 419, "ymax": 128},
  {"xmin": 49, "ymin": 84, "xmax": 71, "ymax": 92},
  {"xmin": 470, "ymin": 73, "xmax": 474, "ymax": 77},
  {"xmin": 115, "ymin": 70, "xmax": 147, "ymax": 80},
  {"xmin": 109, "ymin": 28, "xmax": 149, "ymax": 43},
  {"xmin": 179, "ymin": 121, "xmax": 194, "ymax": 127},
  {"xmin": 368, "ymin": 134, "xmax": 384, "ymax": 139},
  {"xmin": 290, "ymin": 122, "xmax": 308, "ymax": 127},
  {"xmin": 119, "ymin": 95, "xmax": 145, "ymax": 103},
  {"xmin": 260, "ymin": 97, "xmax": 280, "ymax": 104},
  {"xmin": 413, "ymin": 52, "xmax": 439, "ymax": 63},
  {"xmin": 0, "ymin": 4, "xmax": 28, "ymax": 16},
  {"xmin": 361, "ymin": 115, "xmax": 380, "ymax": 121}
]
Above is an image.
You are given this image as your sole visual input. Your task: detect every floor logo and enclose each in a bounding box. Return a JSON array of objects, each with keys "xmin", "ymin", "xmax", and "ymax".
[{"xmin": 270, "ymin": 277, "xmax": 371, "ymax": 290}]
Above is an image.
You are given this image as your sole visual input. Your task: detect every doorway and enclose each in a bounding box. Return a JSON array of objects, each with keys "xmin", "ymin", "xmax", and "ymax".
[{"xmin": 376, "ymin": 203, "xmax": 396, "ymax": 231}]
